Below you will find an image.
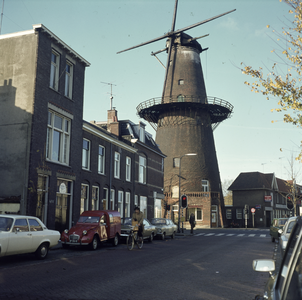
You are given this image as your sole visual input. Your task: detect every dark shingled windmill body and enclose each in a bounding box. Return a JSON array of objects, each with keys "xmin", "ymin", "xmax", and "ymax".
[{"xmin": 118, "ymin": 0, "xmax": 235, "ymax": 228}]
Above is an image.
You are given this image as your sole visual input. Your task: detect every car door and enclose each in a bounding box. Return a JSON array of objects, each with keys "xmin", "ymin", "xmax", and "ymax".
[
  {"xmin": 7, "ymin": 218, "xmax": 32, "ymax": 255},
  {"xmin": 28, "ymin": 218, "xmax": 44, "ymax": 251},
  {"xmin": 273, "ymin": 220, "xmax": 302, "ymax": 299},
  {"xmin": 166, "ymin": 220, "xmax": 172, "ymax": 235}
]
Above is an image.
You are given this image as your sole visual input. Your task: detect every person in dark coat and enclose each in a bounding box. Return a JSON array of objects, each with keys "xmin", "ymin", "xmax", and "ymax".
[{"xmin": 189, "ymin": 213, "xmax": 195, "ymax": 234}]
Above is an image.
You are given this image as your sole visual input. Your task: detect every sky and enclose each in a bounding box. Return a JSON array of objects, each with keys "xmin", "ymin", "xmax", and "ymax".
[{"xmin": 1, "ymin": 0, "xmax": 301, "ymax": 185}]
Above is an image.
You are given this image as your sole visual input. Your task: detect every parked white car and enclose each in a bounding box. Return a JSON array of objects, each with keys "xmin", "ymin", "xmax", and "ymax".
[
  {"xmin": 0, "ymin": 214, "xmax": 60, "ymax": 259},
  {"xmin": 279, "ymin": 216, "xmax": 298, "ymax": 254}
]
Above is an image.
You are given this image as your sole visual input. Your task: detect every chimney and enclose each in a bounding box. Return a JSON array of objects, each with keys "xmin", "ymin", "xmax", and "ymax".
[{"xmin": 107, "ymin": 107, "xmax": 119, "ymax": 136}]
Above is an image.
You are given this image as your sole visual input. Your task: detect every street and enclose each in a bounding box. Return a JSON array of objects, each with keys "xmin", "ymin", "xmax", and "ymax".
[{"xmin": 0, "ymin": 228, "xmax": 274, "ymax": 300}]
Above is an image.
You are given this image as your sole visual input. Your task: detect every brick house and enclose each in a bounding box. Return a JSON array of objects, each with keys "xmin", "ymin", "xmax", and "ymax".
[
  {"xmin": 227, "ymin": 172, "xmax": 301, "ymax": 228},
  {"xmin": 0, "ymin": 25, "xmax": 165, "ymax": 232},
  {"xmin": 0, "ymin": 24, "xmax": 90, "ymax": 231},
  {"xmin": 91, "ymin": 110, "xmax": 166, "ymax": 221}
]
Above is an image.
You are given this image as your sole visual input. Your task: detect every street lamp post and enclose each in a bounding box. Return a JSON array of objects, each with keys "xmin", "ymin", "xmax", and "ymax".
[{"xmin": 177, "ymin": 153, "xmax": 197, "ymax": 233}]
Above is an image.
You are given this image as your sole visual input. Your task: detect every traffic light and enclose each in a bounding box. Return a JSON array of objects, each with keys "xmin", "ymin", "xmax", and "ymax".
[
  {"xmin": 244, "ymin": 204, "xmax": 249, "ymax": 215},
  {"xmin": 166, "ymin": 205, "xmax": 171, "ymax": 211},
  {"xmin": 287, "ymin": 194, "xmax": 294, "ymax": 210},
  {"xmin": 181, "ymin": 195, "xmax": 187, "ymax": 208}
]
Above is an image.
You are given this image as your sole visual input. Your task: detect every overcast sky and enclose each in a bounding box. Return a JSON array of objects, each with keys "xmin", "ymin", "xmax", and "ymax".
[{"xmin": 1, "ymin": 0, "xmax": 301, "ymax": 184}]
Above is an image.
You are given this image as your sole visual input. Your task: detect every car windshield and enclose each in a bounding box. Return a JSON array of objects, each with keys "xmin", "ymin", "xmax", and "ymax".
[
  {"xmin": 77, "ymin": 216, "xmax": 100, "ymax": 223},
  {"xmin": 0, "ymin": 217, "xmax": 13, "ymax": 231},
  {"xmin": 151, "ymin": 219, "xmax": 166, "ymax": 225},
  {"xmin": 123, "ymin": 218, "xmax": 132, "ymax": 225}
]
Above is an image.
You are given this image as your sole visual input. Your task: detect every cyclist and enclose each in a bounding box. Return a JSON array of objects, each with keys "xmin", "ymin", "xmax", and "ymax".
[{"xmin": 132, "ymin": 206, "xmax": 144, "ymax": 241}]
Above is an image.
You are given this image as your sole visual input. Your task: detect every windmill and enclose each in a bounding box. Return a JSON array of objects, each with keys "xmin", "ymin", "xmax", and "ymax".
[{"xmin": 118, "ymin": 0, "xmax": 235, "ymax": 228}]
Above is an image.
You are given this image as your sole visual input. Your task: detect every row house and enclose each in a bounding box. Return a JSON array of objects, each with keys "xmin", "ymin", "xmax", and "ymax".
[
  {"xmin": 227, "ymin": 172, "xmax": 302, "ymax": 228},
  {"xmin": 0, "ymin": 24, "xmax": 165, "ymax": 232},
  {"xmin": 91, "ymin": 111, "xmax": 166, "ymax": 221},
  {"xmin": 0, "ymin": 24, "xmax": 90, "ymax": 232}
]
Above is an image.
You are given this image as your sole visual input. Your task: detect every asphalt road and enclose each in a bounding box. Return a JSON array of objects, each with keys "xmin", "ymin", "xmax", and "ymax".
[{"xmin": 0, "ymin": 228, "xmax": 274, "ymax": 300}]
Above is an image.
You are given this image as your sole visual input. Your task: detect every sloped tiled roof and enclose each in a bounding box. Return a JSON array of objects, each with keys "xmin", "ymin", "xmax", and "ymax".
[
  {"xmin": 119, "ymin": 120, "xmax": 164, "ymax": 154},
  {"xmin": 228, "ymin": 171, "xmax": 292, "ymax": 193}
]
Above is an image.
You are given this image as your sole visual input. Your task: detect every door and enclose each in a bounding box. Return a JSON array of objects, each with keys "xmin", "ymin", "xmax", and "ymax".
[
  {"xmin": 7, "ymin": 218, "xmax": 32, "ymax": 255},
  {"xmin": 55, "ymin": 179, "xmax": 72, "ymax": 232},
  {"xmin": 211, "ymin": 205, "xmax": 217, "ymax": 227}
]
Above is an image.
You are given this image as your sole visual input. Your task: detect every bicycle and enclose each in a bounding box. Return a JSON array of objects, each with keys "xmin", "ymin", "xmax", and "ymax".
[{"xmin": 126, "ymin": 225, "xmax": 143, "ymax": 250}]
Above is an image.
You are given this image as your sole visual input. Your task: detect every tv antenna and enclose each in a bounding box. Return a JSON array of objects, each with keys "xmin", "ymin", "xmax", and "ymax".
[{"xmin": 101, "ymin": 82, "xmax": 117, "ymax": 110}]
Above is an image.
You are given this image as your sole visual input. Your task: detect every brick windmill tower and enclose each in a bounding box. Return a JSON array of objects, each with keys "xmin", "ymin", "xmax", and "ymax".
[{"xmin": 118, "ymin": 0, "xmax": 235, "ymax": 228}]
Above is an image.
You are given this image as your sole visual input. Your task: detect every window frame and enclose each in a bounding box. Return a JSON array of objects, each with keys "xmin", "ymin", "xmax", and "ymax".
[
  {"xmin": 98, "ymin": 145, "xmax": 105, "ymax": 175},
  {"xmin": 139, "ymin": 155, "xmax": 146, "ymax": 184},
  {"xmin": 92, "ymin": 186, "xmax": 99, "ymax": 211},
  {"xmin": 125, "ymin": 192, "xmax": 130, "ymax": 218},
  {"xmin": 46, "ymin": 111, "xmax": 71, "ymax": 165},
  {"xmin": 64, "ymin": 60, "xmax": 73, "ymax": 99},
  {"xmin": 118, "ymin": 190, "xmax": 124, "ymax": 218},
  {"xmin": 50, "ymin": 49, "xmax": 60, "ymax": 91},
  {"xmin": 114, "ymin": 152, "xmax": 120, "ymax": 179},
  {"xmin": 82, "ymin": 138, "xmax": 91, "ymax": 170},
  {"xmin": 126, "ymin": 156, "xmax": 131, "ymax": 182}
]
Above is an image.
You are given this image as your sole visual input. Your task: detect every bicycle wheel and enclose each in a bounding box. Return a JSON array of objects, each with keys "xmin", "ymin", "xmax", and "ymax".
[
  {"xmin": 136, "ymin": 233, "xmax": 143, "ymax": 249},
  {"xmin": 127, "ymin": 233, "xmax": 134, "ymax": 250}
]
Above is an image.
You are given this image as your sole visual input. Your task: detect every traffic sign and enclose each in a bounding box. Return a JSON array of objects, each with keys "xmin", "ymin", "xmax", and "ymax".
[{"xmin": 251, "ymin": 208, "xmax": 256, "ymax": 213}]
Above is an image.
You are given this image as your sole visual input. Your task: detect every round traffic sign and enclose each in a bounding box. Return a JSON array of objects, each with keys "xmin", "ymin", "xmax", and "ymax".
[{"xmin": 251, "ymin": 208, "xmax": 256, "ymax": 213}]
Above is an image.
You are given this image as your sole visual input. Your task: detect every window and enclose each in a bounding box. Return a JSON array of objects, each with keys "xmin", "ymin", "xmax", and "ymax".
[
  {"xmin": 103, "ymin": 188, "xmax": 108, "ymax": 210},
  {"xmin": 134, "ymin": 195, "xmax": 138, "ymax": 207},
  {"xmin": 139, "ymin": 156, "xmax": 146, "ymax": 184},
  {"xmin": 64, "ymin": 60, "xmax": 73, "ymax": 98},
  {"xmin": 186, "ymin": 208, "xmax": 203, "ymax": 221},
  {"xmin": 173, "ymin": 158, "xmax": 180, "ymax": 168},
  {"xmin": 126, "ymin": 156, "xmax": 131, "ymax": 181},
  {"xmin": 50, "ymin": 50, "xmax": 60, "ymax": 90},
  {"xmin": 177, "ymin": 94, "xmax": 185, "ymax": 102},
  {"xmin": 92, "ymin": 186, "xmax": 99, "ymax": 210},
  {"xmin": 110, "ymin": 189, "xmax": 115, "ymax": 210},
  {"xmin": 226, "ymin": 209, "xmax": 232, "ymax": 220},
  {"xmin": 82, "ymin": 139, "xmax": 90, "ymax": 170},
  {"xmin": 139, "ymin": 127, "xmax": 145, "ymax": 143},
  {"xmin": 118, "ymin": 191, "xmax": 123, "ymax": 218},
  {"xmin": 178, "ymin": 79, "xmax": 184, "ymax": 85},
  {"xmin": 13, "ymin": 219, "xmax": 29, "ymax": 232},
  {"xmin": 202, "ymin": 180, "xmax": 209, "ymax": 192},
  {"xmin": 154, "ymin": 199, "xmax": 162, "ymax": 218},
  {"xmin": 140, "ymin": 196, "xmax": 147, "ymax": 218},
  {"xmin": 98, "ymin": 146, "xmax": 105, "ymax": 174},
  {"xmin": 81, "ymin": 184, "xmax": 89, "ymax": 213},
  {"xmin": 46, "ymin": 111, "xmax": 70, "ymax": 164},
  {"xmin": 29, "ymin": 219, "xmax": 43, "ymax": 231},
  {"xmin": 236, "ymin": 208, "xmax": 242, "ymax": 219},
  {"xmin": 125, "ymin": 192, "xmax": 130, "ymax": 217},
  {"xmin": 114, "ymin": 152, "xmax": 120, "ymax": 179},
  {"xmin": 172, "ymin": 205, "xmax": 179, "ymax": 212}
]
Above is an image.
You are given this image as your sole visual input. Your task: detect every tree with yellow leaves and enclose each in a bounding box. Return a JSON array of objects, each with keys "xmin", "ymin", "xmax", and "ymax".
[{"xmin": 241, "ymin": 0, "xmax": 302, "ymax": 160}]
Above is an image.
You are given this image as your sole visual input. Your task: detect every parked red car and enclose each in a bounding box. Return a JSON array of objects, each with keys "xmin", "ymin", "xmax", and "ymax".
[{"xmin": 61, "ymin": 210, "xmax": 121, "ymax": 250}]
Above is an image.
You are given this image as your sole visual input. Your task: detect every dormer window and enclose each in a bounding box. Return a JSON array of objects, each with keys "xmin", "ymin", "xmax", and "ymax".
[{"xmin": 139, "ymin": 127, "xmax": 145, "ymax": 143}]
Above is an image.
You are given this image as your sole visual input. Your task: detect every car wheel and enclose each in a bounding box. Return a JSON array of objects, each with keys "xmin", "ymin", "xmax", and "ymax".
[
  {"xmin": 148, "ymin": 233, "xmax": 154, "ymax": 243},
  {"xmin": 171, "ymin": 231, "xmax": 175, "ymax": 239},
  {"xmin": 161, "ymin": 232, "xmax": 166, "ymax": 240},
  {"xmin": 271, "ymin": 236, "xmax": 275, "ymax": 243},
  {"xmin": 112, "ymin": 234, "xmax": 119, "ymax": 247},
  {"xmin": 35, "ymin": 243, "xmax": 49, "ymax": 260},
  {"xmin": 90, "ymin": 236, "xmax": 99, "ymax": 250}
]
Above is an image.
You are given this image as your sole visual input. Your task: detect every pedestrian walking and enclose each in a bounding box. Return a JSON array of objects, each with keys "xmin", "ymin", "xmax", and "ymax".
[{"xmin": 189, "ymin": 213, "xmax": 195, "ymax": 234}]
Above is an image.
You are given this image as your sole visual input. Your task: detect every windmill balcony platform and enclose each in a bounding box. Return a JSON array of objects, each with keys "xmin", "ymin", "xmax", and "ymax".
[{"xmin": 136, "ymin": 96, "xmax": 233, "ymax": 131}]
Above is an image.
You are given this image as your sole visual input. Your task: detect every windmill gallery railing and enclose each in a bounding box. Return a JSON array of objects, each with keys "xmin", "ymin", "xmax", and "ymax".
[{"xmin": 136, "ymin": 96, "xmax": 234, "ymax": 131}]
